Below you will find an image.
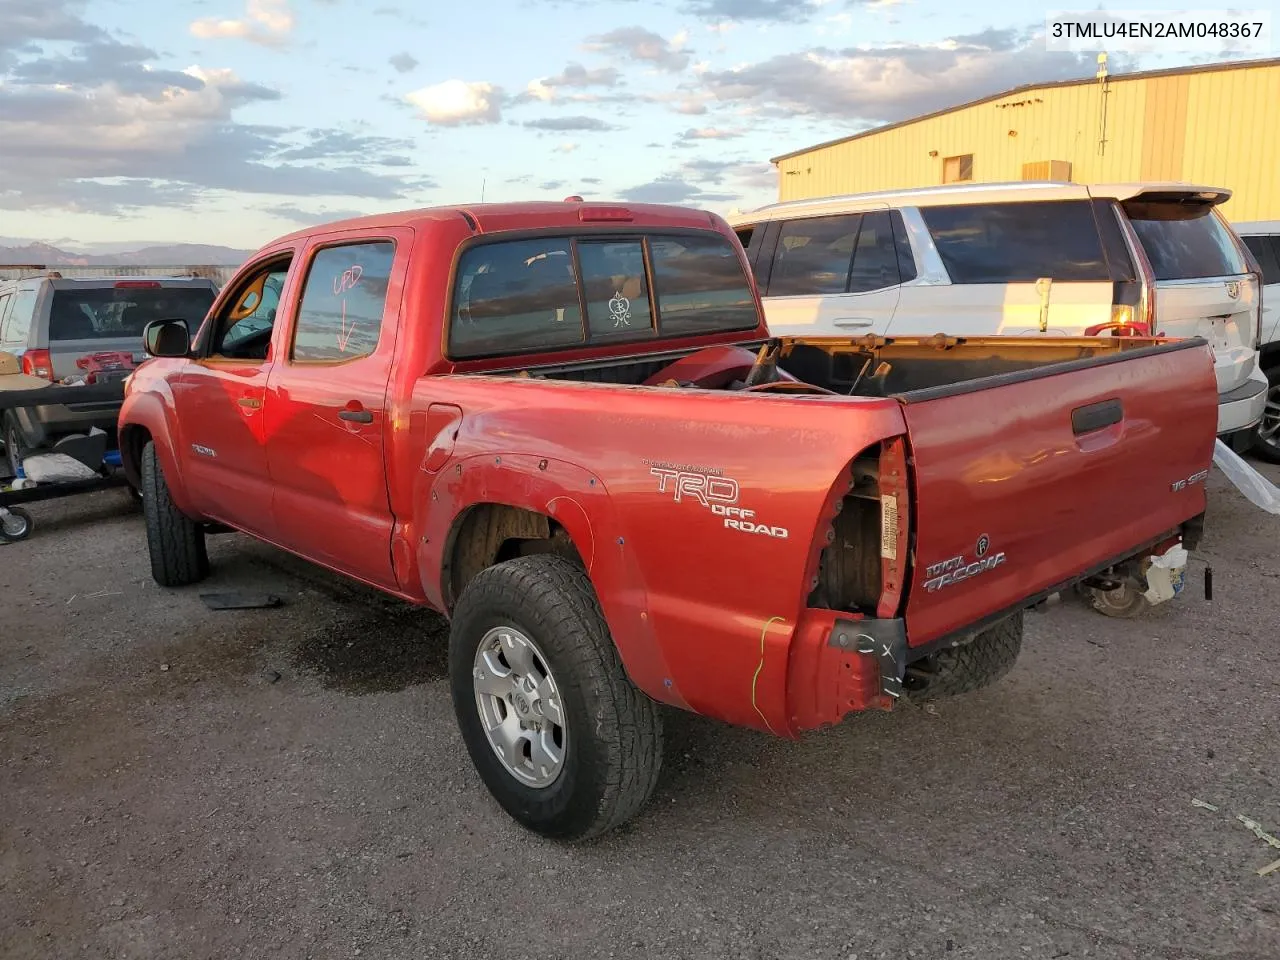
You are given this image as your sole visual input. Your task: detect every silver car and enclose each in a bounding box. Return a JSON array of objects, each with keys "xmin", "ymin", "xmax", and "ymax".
[{"xmin": 0, "ymin": 275, "xmax": 218, "ymax": 475}]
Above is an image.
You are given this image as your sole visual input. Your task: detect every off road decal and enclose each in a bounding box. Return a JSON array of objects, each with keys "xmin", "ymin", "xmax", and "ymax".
[{"xmin": 644, "ymin": 459, "xmax": 789, "ymax": 540}]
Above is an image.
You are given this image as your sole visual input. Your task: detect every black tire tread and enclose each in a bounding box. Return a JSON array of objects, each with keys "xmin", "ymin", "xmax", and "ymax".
[
  {"xmin": 907, "ymin": 612, "xmax": 1023, "ymax": 701},
  {"xmin": 140, "ymin": 441, "xmax": 209, "ymax": 587},
  {"xmin": 450, "ymin": 554, "xmax": 662, "ymax": 841}
]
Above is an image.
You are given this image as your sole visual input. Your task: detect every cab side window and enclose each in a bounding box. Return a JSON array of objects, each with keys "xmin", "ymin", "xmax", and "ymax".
[{"xmin": 205, "ymin": 258, "xmax": 293, "ymax": 361}]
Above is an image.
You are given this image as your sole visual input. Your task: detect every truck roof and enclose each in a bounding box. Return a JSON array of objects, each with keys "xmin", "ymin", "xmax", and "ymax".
[{"xmin": 268, "ymin": 200, "xmax": 727, "ymax": 247}]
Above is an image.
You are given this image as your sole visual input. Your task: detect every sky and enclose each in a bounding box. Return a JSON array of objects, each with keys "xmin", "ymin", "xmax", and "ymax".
[{"xmin": 0, "ymin": 0, "xmax": 1271, "ymax": 251}]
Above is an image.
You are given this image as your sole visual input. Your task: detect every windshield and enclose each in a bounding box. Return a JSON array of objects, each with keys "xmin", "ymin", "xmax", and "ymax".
[{"xmin": 48, "ymin": 286, "xmax": 216, "ymax": 342}]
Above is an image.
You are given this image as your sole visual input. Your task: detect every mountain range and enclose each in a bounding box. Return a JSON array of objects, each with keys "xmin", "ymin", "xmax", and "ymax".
[{"xmin": 0, "ymin": 241, "xmax": 252, "ymax": 267}]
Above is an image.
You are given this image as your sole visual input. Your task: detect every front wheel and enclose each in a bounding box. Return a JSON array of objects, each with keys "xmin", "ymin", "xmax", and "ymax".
[
  {"xmin": 1249, "ymin": 371, "xmax": 1280, "ymax": 465},
  {"xmin": 448, "ymin": 554, "xmax": 663, "ymax": 842},
  {"xmin": 140, "ymin": 441, "xmax": 209, "ymax": 587}
]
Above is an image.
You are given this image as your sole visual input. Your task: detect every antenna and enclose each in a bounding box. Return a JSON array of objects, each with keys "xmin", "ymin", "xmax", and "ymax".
[
  {"xmin": 1095, "ymin": 51, "xmax": 1109, "ymax": 81},
  {"xmin": 481, "ymin": 178, "xmax": 486, "ymax": 203}
]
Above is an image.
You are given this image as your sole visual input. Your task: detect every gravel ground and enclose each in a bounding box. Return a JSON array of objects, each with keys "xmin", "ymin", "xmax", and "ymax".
[{"xmin": 2, "ymin": 462, "xmax": 1279, "ymax": 960}]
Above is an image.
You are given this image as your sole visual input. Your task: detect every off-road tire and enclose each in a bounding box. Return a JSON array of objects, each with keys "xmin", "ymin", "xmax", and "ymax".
[
  {"xmin": 904, "ymin": 611, "xmax": 1024, "ymax": 701},
  {"xmin": 140, "ymin": 440, "xmax": 209, "ymax": 587},
  {"xmin": 448, "ymin": 554, "xmax": 663, "ymax": 842}
]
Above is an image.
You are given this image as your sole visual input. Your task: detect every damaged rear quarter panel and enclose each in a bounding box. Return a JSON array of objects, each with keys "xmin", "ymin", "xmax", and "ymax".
[{"xmin": 411, "ymin": 373, "xmax": 907, "ymax": 732}]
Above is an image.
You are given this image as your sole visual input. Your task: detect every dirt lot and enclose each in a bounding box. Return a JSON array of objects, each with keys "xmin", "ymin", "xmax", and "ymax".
[{"xmin": 2, "ymin": 464, "xmax": 1279, "ymax": 960}]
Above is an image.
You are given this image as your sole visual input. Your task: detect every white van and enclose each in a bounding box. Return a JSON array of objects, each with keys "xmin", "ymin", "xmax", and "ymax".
[
  {"xmin": 728, "ymin": 181, "xmax": 1267, "ymax": 440},
  {"xmin": 1227, "ymin": 220, "xmax": 1279, "ymax": 462}
]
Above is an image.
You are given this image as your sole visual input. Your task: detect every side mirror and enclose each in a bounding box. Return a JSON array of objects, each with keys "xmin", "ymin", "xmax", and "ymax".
[{"xmin": 143, "ymin": 318, "xmax": 191, "ymax": 358}]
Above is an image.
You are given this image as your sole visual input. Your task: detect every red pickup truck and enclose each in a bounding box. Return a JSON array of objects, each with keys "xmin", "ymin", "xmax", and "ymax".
[{"xmin": 119, "ymin": 200, "xmax": 1218, "ymax": 841}]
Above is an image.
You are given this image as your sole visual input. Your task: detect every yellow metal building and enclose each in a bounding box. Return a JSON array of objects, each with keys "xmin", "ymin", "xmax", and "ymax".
[{"xmin": 770, "ymin": 56, "xmax": 1280, "ymax": 223}]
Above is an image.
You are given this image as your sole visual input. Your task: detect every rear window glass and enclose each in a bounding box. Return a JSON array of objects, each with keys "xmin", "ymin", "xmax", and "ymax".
[
  {"xmin": 448, "ymin": 232, "xmax": 756, "ymax": 359},
  {"xmin": 48, "ymin": 286, "xmax": 215, "ymax": 342},
  {"xmin": 920, "ymin": 200, "xmax": 1111, "ymax": 283},
  {"xmin": 1123, "ymin": 204, "xmax": 1246, "ymax": 280}
]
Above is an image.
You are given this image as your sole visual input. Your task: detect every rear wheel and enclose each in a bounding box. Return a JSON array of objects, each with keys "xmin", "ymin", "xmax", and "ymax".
[
  {"xmin": 448, "ymin": 554, "xmax": 663, "ymax": 842},
  {"xmin": 904, "ymin": 612, "xmax": 1024, "ymax": 701},
  {"xmin": 1249, "ymin": 369, "xmax": 1280, "ymax": 465},
  {"xmin": 140, "ymin": 441, "xmax": 209, "ymax": 587}
]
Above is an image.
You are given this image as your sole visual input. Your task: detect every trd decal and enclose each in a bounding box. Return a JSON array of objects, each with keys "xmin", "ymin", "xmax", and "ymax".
[
  {"xmin": 644, "ymin": 459, "xmax": 789, "ymax": 540},
  {"xmin": 922, "ymin": 534, "xmax": 1006, "ymax": 592}
]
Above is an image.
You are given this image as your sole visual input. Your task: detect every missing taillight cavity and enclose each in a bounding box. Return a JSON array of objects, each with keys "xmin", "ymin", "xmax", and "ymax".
[{"xmin": 806, "ymin": 438, "xmax": 911, "ymax": 618}]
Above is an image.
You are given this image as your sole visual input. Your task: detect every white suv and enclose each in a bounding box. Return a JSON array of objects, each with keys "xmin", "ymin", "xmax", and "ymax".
[
  {"xmin": 729, "ymin": 181, "xmax": 1267, "ymax": 440},
  {"xmin": 1228, "ymin": 220, "xmax": 1279, "ymax": 462}
]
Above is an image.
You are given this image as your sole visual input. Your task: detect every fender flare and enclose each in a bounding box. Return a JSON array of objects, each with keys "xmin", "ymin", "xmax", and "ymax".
[
  {"xmin": 416, "ymin": 453, "xmax": 690, "ymax": 710},
  {"xmin": 118, "ymin": 391, "xmax": 199, "ymax": 518}
]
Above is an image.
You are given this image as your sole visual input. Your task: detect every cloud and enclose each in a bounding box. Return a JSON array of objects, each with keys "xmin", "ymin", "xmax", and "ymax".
[
  {"xmin": 619, "ymin": 158, "xmax": 774, "ymax": 206},
  {"xmin": 405, "ymin": 79, "xmax": 504, "ymax": 125},
  {"xmin": 583, "ymin": 27, "xmax": 692, "ymax": 72},
  {"xmin": 523, "ymin": 115, "xmax": 616, "ymax": 132},
  {"xmin": 388, "ymin": 52, "xmax": 419, "ymax": 74},
  {"xmin": 696, "ymin": 29, "xmax": 1112, "ymax": 123},
  {"xmin": 0, "ymin": 21, "xmax": 425, "ymax": 216},
  {"xmin": 526, "ymin": 62, "xmax": 622, "ymax": 102},
  {"xmin": 267, "ymin": 204, "xmax": 370, "ymax": 226},
  {"xmin": 0, "ymin": 1, "xmax": 107, "ymax": 51},
  {"xmin": 190, "ymin": 0, "xmax": 294, "ymax": 47},
  {"xmin": 684, "ymin": 0, "xmax": 827, "ymax": 22},
  {"xmin": 676, "ymin": 126, "xmax": 743, "ymax": 145}
]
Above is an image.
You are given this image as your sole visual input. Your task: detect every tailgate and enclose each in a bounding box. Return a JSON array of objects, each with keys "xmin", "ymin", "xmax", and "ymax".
[
  {"xmin": 898, "ymin": 338, "xmax": 1217, "ymax": 647},
  {"xmin": 1149, "ymin": 275, "xmax": 1259, "ymax": 394}
]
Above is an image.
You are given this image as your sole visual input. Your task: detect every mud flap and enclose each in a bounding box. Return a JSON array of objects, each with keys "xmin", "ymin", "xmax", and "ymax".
[{"xmin": 830, "ymin": 617, "xmax": 908, "ymax": 701}]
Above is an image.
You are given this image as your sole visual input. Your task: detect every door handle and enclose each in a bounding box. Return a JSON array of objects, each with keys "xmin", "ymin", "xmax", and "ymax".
[
  {"xmin": 832, "ymin": 318, "xmax": 874, "ymax": 328},
  {"xmin": 339, "ymin": 408, "xmax": 373, "ymax": 424},
  {"xmin": 237, "ymin": 396, "xmax": 261, "ymax": 410},
  {"xmin": 1071, "ymin": 398, "xmax": 1123, "ymax": 435}
]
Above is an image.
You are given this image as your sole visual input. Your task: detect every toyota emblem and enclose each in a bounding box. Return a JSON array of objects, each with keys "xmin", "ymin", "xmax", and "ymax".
[{"xmin": 976, "ymin": 534, "xmax": 990, "ymax": 558}]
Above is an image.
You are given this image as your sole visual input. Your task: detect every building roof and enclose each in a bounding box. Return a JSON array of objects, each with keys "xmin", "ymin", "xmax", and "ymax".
[{"xmin": 769, "ymin": 55, "xmax": 1280, "ymax": 165}]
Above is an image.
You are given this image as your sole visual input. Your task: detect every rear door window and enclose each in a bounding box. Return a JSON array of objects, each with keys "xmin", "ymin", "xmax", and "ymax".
[
  {"xmin": 47, "ymin": 285, "xmax": 216, "ymax": 341},
  {"xmin": 1122, "ymin": 203, "xmax": 1246, "ymax": 280},
  {"xmin": 291, "ymin": 241, "xmax": 395, "ymax": 362},
  {"xmin": 920, "ymin": 200, "xmax": 1111, "ymax": 283},
  {"xmin": 847, "ymin": 211, "xmax": 900, "ymax": 293},
  {"xmin": 767, "ymin": 215, "xmax": 861, "ymax": 296},
  {"xmin": 1241, "ymin": 235, "xmax": 1280, "ymax": 284}
]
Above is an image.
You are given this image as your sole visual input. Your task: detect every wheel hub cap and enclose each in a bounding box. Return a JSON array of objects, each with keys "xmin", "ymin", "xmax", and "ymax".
[
  {"xmin": 1258, "ymin": 385, "xmax": 1280, "ymax": 446},
  {"xmin": 472, "ymin": 626, "xmax": 567, "ymax": 788}
]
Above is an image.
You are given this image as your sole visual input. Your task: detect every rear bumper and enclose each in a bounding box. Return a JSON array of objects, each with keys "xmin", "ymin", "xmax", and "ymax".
[
  {"xmin": 784, "ymin": 515, "xmax": 1205, "ymax": 734},
  {"xmin": 1217, "ymin": 366, "xmax": 1269, "ymax": 434}
]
